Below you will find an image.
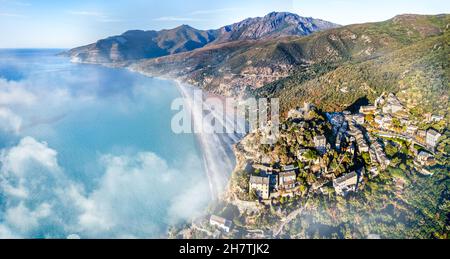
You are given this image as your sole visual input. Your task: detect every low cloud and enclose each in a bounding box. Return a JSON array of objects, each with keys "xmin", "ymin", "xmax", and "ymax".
[
  {"xmin": 168, "ymin": 180, "xmax": 210, "ymax": 223},
  {"xmin": 0, "ymin": 137, "xmax": 60, "ymax": 179},
  {"xmin": 0, "ymin": 137, "xmax": 69, "ymax": 237},
  {"xmin": 0, "ymin": 224, "xmax": 19, "ymax": 239},
  {"xmin": 0, "ymin": 71, "xmax": 99, "ymax": 135},
  {"xmin": 0, "ymin": 58, "xmax": 210, "ymax": 238},
  {"xmin": 74, "ymin": 152, "xmax": 209, "ymax": 237},
  {"xmin": 0, "ymin": 108, "xmax": 22, "ymax": 134},
  {"xmin": 0, "ymin": 79, "xmax": 36, "ymax": 106},
  {"xmin": 0, "ymin": 78, "xmax": 35, "ymax": 134},
  {"xmin": 5, "ymin": 202, "xmax": 52, "ymax": 232},
  {"xmin": 0, "ymin": 137, "xmax": 209, "ymax": 238}
]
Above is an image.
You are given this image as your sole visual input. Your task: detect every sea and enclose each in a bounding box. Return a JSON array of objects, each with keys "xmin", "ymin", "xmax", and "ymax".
[{"xmin": 0, "ymin": 49, "xmax": 214, "ymax": 238}]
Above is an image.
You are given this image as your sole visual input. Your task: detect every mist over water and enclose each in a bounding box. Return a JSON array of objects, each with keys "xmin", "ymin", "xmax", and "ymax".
[
  {"xmin": 175, "ymin": 83, "xmax": 243, "ymax": 199},
  {"xmin": 0, "ymin": 50, "xmax": 211, "ymax": 238}
]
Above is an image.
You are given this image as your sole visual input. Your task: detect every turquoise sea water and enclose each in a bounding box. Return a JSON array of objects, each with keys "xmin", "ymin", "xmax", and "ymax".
[{"xmin": 0, "ymin": 49, "xmax": 210, "ymax": 238}]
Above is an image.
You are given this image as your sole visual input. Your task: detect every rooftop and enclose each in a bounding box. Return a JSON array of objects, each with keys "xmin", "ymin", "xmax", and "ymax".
[
  {"xmin": 282, "ymin": 164, "xmax": 297, "ymax": 171},
  {"xmin": 418, "ymin": 151, "xmax": 432, "ymax": 158},
  {"xmin": 334, "ymin": 171, "xmax": 358, "ymax": 185},
  {"xmin": 279, "ymin": 171, "xmax": 296, "ymax": 178},
  {"xmin": 314, "ymin": 135, "xmax": 326, "ymax": 141},
  {"xmin": 250, "ymin": 175, "xmax": 270, "ymax": 185},
  {"xmin": 210, "ymin": 215, "xmax": 232, "ymax": 227},
  {"xmin": 427, "ymin": 129, "xmax": 441, "ymax": 137}
]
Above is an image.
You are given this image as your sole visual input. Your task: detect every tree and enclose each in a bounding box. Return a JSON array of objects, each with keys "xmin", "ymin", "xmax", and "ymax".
[
  {"xmin": 385, "ymin": 143, "xmax": 398, "ymax": 157},
  {"xmin": 361, "ymin": 152, "xmax": 371, "ymax": 165},
  {"xmin": 391, "ymin": 157, "xmax": 402, "ymax": 167},
  {"xmin": 307, "ymin": 173, "xmax": 317, "ymax": 184},
  {"xmin": 304, "ymin": 149, "xmax": 319, "ymax": 160},
  {"xmin": 249, "ymin": 189, "xmax": 258, "ymax": 200},
  {"xmin": 299, "ymin": 184, "xmax": 308, "ymax": 194},
  {"xmin": 399, "ymin": 163, "xmax": 407, "ymax": 171},
  {"xmin": 392, "ymin": 118, "xmax": 402, "ymax": 129}
]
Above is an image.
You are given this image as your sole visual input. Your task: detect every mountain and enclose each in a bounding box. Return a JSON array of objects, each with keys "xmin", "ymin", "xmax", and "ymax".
[
  {"xmin": 68, "ymin": 13, "xmax": 449, "ymax": 122},
  {"xmin": 67, "ymin": 12, "xmax": 339, "ymax": 64},
  {"xmin": 251, "ymin": 14, "xmax": 450, "ymax": 116},
  {"xmin": 213, "ymin": 12, "xmax": 340, "ymax": 43},
  {"xmin": 67, "ymin": 25, "xmax": 218, "ymax": 63},
  {"xmin": 131, "ymin": 14, "xmax": 449, "ymax": 121}
]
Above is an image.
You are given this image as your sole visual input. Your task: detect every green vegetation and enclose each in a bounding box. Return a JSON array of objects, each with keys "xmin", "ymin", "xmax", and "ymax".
[
  {"xmin": 228, "ymin": 101, "xmax": 449, "ymax": 238},
  {"xmin": 251, "ymin": 14, "xmax": 449, "ymax": 120},
  {"xmin": 286, "ymin": 122, "xmax": 449, "ymax": 238},
  {"xmin": 285, "ymin": 166, "xmax": 450, "ymax": 239},
  {"xmin": 132, "ymin": 14, "xmax": 448, "ymax": 123},
  {"xmin": 173, "ymin": 14, "xmax": 450, "ymax": 239},
  {"xmin": 231, "ymin": 170, "xmax": 252, "ymax": 201}
]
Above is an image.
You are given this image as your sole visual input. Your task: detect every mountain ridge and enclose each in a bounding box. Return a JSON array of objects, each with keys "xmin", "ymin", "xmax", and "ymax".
[
  {"xmin": 68, "ymin": 13, "xmax": 449, "ymax": 122},
  {"xmin": 67, "ymin": 12, "xmax": 340, "ymax": 63},
  {"xmin": 129, "ymin": 13, "xmax": 449, "ymax": 122},
  {"xmin": 213, "ymin": 11, "xmax": 340, "ymax": 43}
]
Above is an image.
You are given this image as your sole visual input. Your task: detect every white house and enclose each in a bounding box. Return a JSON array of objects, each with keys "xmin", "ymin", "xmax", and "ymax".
[
  {"xmin": 430, "ymin": 115, "xmax": 444, "ymax": 122},
  {"xmin": 333, "ymin": 172, "xmax": 359, "ymax": 196},
  {"xmin": 382, "ymin": 93, "xmax": 405, "ymax": 114},
  {"xmin": 278, "ymin": 171, "xmax": 297, "ymax": 192},
  {"xmin": 210, "ymin": 215, "xmax": 233, "ymax": 233},
  {"xmin": 406, "ymin": 125, "xmax": 418, "ymax": 135},
  {"xmin": 314, "ymin": 135, "xmax": 327, "ymax": 154},
  {"xmin": 416, "ymin": 151, "xmax": 434, "ymax": 166},
  {"xmin": 353, "ymin": 114, "xmax": 365, "ymax": 125},
  {"xmin": 249, "ymin": 175, "xmax": 270, "ymax": 199},
  {"xmin": 426, "ymin": 129, "xmax": 441, "ymax": 148},
  {"xmin": 360, "ymin": 105, "xmax": 377, "ymax": 114}
]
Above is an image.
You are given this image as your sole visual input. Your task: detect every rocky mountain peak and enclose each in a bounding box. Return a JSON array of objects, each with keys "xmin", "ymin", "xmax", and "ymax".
[
  {"xmin": 215, "ymin": 11, "xmax": 340, "ymax": 42},
  {"xmin": 67, "ymin": 11, "xmax": 340, "ymax": 63}
]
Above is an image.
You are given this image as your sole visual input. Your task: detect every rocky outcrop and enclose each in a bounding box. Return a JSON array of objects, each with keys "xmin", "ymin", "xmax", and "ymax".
[{"xmin": 214, "ymin": 12, "xmax": 340, "ymax": 43}]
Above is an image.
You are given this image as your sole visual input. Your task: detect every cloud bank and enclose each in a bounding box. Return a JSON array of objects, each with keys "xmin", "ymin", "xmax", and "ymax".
[
  {"xmin": 0, "ymin": 137, "xmax": 210, "ymax": 238},
  {"xmin": 0, "ymin": 53, "xmax": 210, "ymax": 238}
]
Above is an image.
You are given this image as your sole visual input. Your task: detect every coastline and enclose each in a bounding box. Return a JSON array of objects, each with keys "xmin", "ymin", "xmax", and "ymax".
[
  {"xmin": 72, "ymin": 59, "xmax": 242, "ymax": 201},
  {"xmin": 174, "ymin": 80, "xmax": 243, "ymax": 200},
  {"xmin": 128, "ymin": 62, "xmax": 244, "ymax": 200}
]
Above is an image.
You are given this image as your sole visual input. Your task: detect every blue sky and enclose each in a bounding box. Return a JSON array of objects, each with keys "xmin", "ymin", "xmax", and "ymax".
[{"xmin": 0, "ymin": 0, "xmax": 449, "ymax": 48}]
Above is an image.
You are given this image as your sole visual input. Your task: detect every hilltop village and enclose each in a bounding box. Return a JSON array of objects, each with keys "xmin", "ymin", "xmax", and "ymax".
[
  {"xmin": 231, "ymin": 93, "xmax": 444, "ymax": 203},
  {"xmin": 172, "ymin": 92, "xmax": 448, "ymax": 239}
]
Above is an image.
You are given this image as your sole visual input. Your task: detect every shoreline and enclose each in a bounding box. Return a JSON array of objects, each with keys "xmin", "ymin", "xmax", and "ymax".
[
  {"xmin": 73, "ymin": 59, "xmax": 242, "ymax": 201},
  {"xmin": 174, "ymin": 80, "xmax": 243, "ymax": 200},
  {"xmin": 128, "ymin": 63, "xmax": 244, "ymax": 201}
]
